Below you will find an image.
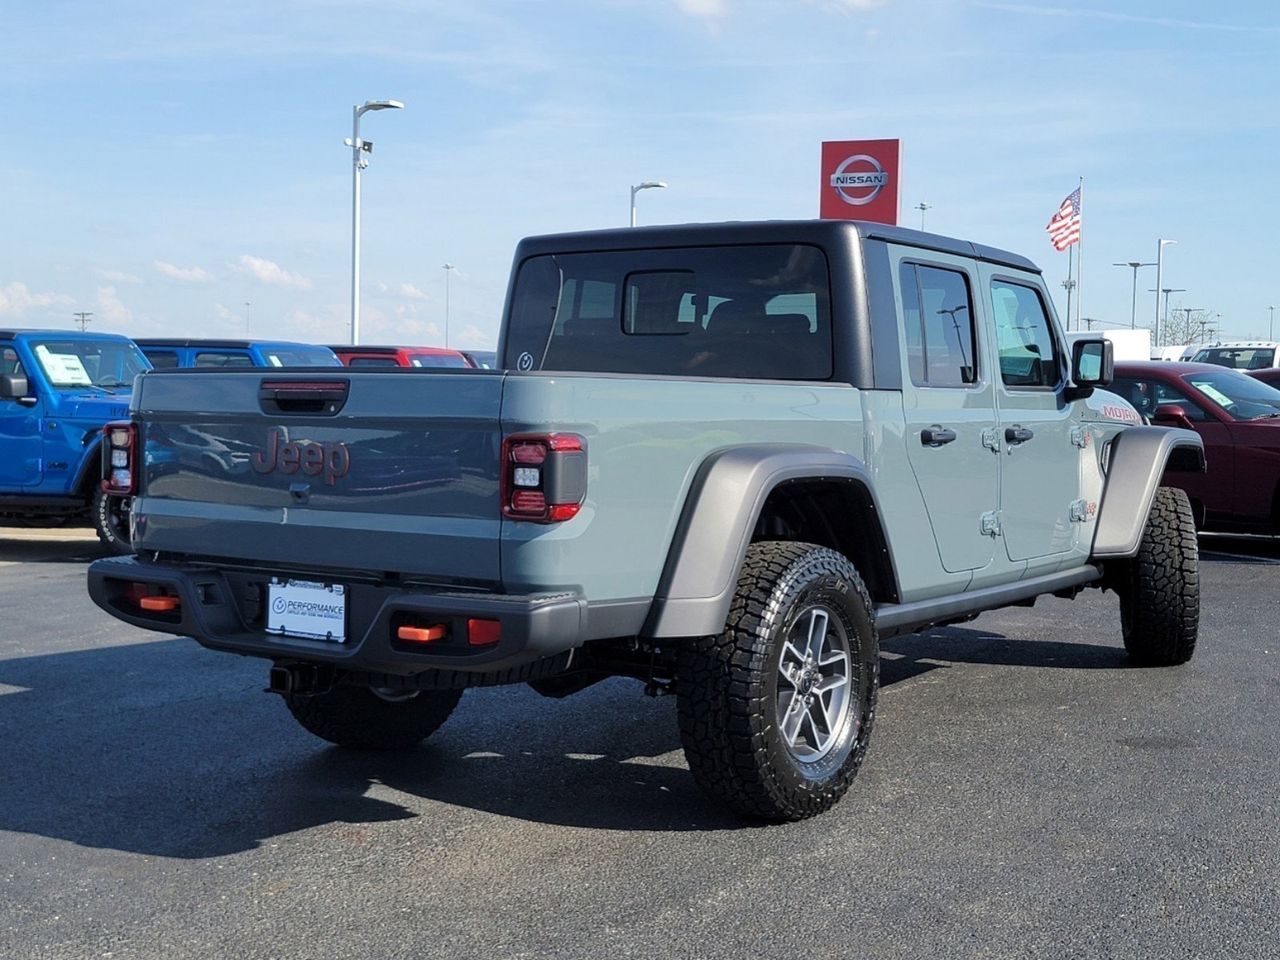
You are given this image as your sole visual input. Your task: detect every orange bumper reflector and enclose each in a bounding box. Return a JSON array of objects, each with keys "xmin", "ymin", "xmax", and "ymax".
[
  {"xmin": 139, "ymin": 596, "xmax": 180, "ymax": 612},
  {"xmin": 467, "ymin": 618, "xmax": 501, "ymax": 647},
  {"xmin": 397, "ymin": 624, "xmax": 446, "ymax": 644}
]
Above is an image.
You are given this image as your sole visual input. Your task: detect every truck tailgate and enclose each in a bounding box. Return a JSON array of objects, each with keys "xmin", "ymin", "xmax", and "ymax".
[{"xmin": 132, "ymin": 370, "xmax": 504, "ymax": 585}]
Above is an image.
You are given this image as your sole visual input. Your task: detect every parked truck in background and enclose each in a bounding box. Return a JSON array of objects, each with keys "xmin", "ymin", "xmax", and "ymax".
[
  {"xmin": 1, "ymin": 329, "xmax": 150, "ymax": 552},
  {"xmin": 135, "ymin": 338, "xmax": 341, "ymax": 369},
  {"xmin": 87, "ymin": 221, "xmax": 1205, "ymax": 821}
]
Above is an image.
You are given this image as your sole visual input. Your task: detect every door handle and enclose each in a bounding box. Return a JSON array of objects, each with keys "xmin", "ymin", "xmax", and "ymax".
[
  {"xmin": 1005, "ymin": 426, "xmax": 1034, "ymax": 444},
  {"xmin": 921, "ymin": 426, "xmax": 957, "ymax": 447}
]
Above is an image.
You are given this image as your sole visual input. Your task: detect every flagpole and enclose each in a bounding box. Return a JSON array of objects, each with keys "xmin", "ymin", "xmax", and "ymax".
[
  {"xmin": 1065, "ymin": 245, "xmax": 1074, "ymax": 331},
  {"xmin": 1075, "ymin": 176, "xmax": 1084, "ymax": 329}
]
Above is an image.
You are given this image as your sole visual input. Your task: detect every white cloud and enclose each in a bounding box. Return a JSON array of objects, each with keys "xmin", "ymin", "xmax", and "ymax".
[
  {"xmin": 399, "ymin": 282, "xmax": 428, "ymax": 300},
  {"xmin": 154, "ymin": 260, "xmax": 211, "ymax": 283},
  {"xmin": 0, "ymin": 281, "xmax": 74, "ymax": 315},
  {"xmin": 673, "ymin": 0, "xmax": 728, "ymax": 19},
  {"xmin": 234, "ymin": 254, "xmax": 312, "ymax": 290},
  {"xmin": 96, "ymin": 286, "xmax": 133, "ymax": 329},
  {"xmin": 95, "ymin": 268, "xmax": 142, "ymax": 284}
]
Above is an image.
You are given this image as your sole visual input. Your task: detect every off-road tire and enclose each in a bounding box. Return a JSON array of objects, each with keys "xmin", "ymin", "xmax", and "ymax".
[
  {"xmin": 676, "ymin": 541, "xmax": 879, "ymax": 822},
  {"xmin": 91, "ymin": 486, "xmax": 132, "ymax": 555},
  {"xmin": 284, "ymin": 685, "xmax": 463, "ymax": 750},
  {"xmin": 1118, "ymin": 486, "xmax": 1199, "ymax": 666}
]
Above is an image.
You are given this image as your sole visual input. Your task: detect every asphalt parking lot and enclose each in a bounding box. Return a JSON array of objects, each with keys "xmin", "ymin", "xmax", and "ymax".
[{"xmin": 1, "ymin": 529, "xmax": 1277, "ymax": 960}]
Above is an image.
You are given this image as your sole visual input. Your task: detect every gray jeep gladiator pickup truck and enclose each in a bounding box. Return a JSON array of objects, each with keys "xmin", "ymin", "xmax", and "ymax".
[{"xmin": 88, "ymin": 220, "xmax": 1205, "ymax": 821}]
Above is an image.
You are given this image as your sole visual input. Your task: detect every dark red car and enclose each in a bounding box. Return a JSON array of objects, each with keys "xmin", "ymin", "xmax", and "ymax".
[{"xmin": 1109, "ymin": 361, "xmax": 1280, "ymax": 532}]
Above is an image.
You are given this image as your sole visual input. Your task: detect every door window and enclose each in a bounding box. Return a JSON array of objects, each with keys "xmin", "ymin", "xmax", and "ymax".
[
  {"xmin": 195, "ymin": 352, "xmax": 254, "ymax": 367},
  {"xmin": 900, "ymin": 263, "xmax": 978, "ymax": 387},
  {"xmin": 1110, "ymin": 377, "xmax": 1208, "ymax": 421},
  {"xmin": 989, "ymin": 281, "xmax": 1061, "ymax": 388},
  {"xmin": 1, "ymin": 346, "xmax": 25, "ymax": 378}
]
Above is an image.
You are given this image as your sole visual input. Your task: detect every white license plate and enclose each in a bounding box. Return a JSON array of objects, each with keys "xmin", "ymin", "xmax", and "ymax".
[{"xmin": 267, "ymin": 579, "xmax": 347, "ymax": 642}]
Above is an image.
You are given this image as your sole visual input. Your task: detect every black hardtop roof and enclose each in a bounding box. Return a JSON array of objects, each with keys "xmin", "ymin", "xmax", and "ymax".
[
  {"xmin": 513, "ymin": 219, "xmax": 1040, "ymax": 274},
  {"xmin": 134, "ymin": 338, "xmax": 318, "ymax": 349}
]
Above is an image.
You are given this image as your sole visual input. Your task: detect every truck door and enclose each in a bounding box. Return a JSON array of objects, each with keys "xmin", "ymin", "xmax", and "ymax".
[
  {"xmin": 979, "ymin": 268, "xmax": 1080, "ymax": 565},
  {"xmin": 894, "ymin": 251, "xmax": 998, "ymax": 573},
  {"xmin": 0, "ymin": 343, "xmax": 43, "ymax": 487}
]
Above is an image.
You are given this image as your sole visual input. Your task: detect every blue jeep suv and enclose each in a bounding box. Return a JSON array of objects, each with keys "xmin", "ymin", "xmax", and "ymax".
[{"xmin": 0, "ymin": 329, "xmax": 150, "ymax": 552}]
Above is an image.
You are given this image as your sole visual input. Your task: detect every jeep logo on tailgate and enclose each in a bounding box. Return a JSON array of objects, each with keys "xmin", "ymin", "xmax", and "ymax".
[{"xmin": 252, "ymin": 428, "xmax": 351, "ymax": 486}]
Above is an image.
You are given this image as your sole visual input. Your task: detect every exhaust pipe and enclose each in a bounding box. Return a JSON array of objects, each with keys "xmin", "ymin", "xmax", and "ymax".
[{"xmin": 267, "ymin": 663, "xmax": 332, "ymax": 697}]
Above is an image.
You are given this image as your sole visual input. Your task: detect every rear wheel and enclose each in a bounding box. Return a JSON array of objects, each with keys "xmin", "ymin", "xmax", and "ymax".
[
  {"xmin": 676, "ymin": 541, "xmax": 879, "ymax": 822},
  {"xmin": 1117, "ymin": 486, "xmax": 1199, "ymax": 666},
  {"xmin": 91, "ymin": 486, "xmax": 132, "ymax": 554},
  {"xmin": 284, "ymin": 684, "xmax": 462, "ymax": 750}
]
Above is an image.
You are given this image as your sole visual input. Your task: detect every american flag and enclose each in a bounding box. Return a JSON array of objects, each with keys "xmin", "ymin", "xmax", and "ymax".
[{"xmin": 1046, "ymin": 187, "xmax": 1082, "ymax": 251}]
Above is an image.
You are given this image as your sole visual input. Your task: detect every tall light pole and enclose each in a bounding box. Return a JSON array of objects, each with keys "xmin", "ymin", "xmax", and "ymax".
[
  {"xmin": 442, "ymin": 263, "xmax": 455, "ymax": 348},
  {"xmin": 244, "ymin": 301, "xmax": 251, "ymax": 336},
  {"xmin": 1149, "ymin": 287, "xmax": 1186, "ymax": 343},
  {"xmin": 347, "ymin": 99, "xmax": 404, "ymax": 345},
  {"xmin": 1112, "ymin": 260, "xmax": 1156, "ymax": 329},
  {"xmin": 630, "ymin": 181, "xmax": 667, "ymax": 227},
  {"xmin": 1270, "ymin": 305, "xmax": 1275, "ymax": 341},
  {"xmin": 1153, "ymin": 238, "xmax": 1176, "ymax": 346},
  {"xmin": 915, "ymin": 202, "xmax": 931, "ymax": 231}
]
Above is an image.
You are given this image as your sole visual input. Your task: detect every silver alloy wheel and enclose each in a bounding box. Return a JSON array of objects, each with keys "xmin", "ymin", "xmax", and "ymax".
[{"xmin": 777, "ymin": 604, "xmax": 855, "ymax": 763}]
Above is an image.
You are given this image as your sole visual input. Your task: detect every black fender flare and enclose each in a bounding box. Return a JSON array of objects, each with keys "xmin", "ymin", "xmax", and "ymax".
[
  {"xmin": 643, "ymin": 443, "xmax": 896, "ymax": 638},
  {"xmin": 1091, "ymin": 426, "xmax": 1205, "ymax": 558},
  {"xmin": 71, "ymin": 435, "xmax": 105, "ymax": 502}
]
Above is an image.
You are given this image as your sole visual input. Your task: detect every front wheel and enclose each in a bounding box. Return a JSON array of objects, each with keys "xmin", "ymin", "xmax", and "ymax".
[
  {"xmin": 1117, "ymin": 486, "xmax": 1200, "ymax": 666},
  {"xmin": 676, "ymin": 541, "xmax": 879, "ymax": 822},
  {"xmin": 91, "ymin": 486, "xmax": 132, "ymax": 555},
  {"xmin": 284, "ymin": 684, "xmax": 463, "ymax": 750}
]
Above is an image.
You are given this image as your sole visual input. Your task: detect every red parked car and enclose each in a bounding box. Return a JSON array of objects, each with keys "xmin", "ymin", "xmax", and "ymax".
[
  {"xmin": 329, "ymin": 345, "xmax": 475, "ymax": 368},
  {"xmin": 1110, "ymin": 361, "xmax": 1280, "ymax": 532},
  {"xmin": 1248, "ymin": 368, "xmax": 1280, "ymax": 389}
]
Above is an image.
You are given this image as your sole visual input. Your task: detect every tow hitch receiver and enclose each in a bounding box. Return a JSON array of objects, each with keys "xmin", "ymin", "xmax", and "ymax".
[{"xmin": 267, "ymin": 662, "xmax": 334, "ymax": 697}]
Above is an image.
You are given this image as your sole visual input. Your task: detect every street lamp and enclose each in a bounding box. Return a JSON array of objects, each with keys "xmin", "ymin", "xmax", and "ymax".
[
  {"xmin": 1153, "ymin": 238, "xmax": 1176, "ymax": 346},
  {"xmin": 630, "ymin": 181, "xmax": 667, "ymax": 227},
  {"xmin": 442, "ymin": 263, "xmax": 455, "ymax": 348},
  {"xmin": 1112, "ymin": 260, "xmax": 1156, "ymax": 329},
  {"xmin": 244, "ymin": 301, "xmax": 251, "ymax": 336},
  {"xmin": 915, "ymin": 202, "xmax": 931, "ymax": 231},
  {"xmin": 1270, "ymin": 305, "xmax": 1275, "ymax": 341},
  {"xmin": 1148, "ymin": 287, "xmax": 1186, "ymax": 342},
  {"xmin": 347, "ymin": 99, "xmax": 404, "ymax": 345}
]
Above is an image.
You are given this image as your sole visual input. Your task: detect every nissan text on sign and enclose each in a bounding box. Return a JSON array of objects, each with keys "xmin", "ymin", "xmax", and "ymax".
[{"xmin": 820, "ymin": 139, "xmax": 901, "ymax": 225}]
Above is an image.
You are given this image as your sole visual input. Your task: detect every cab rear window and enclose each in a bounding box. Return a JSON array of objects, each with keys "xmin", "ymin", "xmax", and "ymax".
[{"xmin": 503, "ymin": 244, "xmax": 833, "ymax": 380}]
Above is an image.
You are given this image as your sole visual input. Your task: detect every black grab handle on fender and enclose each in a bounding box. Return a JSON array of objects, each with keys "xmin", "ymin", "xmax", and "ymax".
[{"xmin": 258, "ymin": 379, "xmax": 350, "ymax": 416}]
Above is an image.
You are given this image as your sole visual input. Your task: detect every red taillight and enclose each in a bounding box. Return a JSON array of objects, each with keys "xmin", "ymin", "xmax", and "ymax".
[
  {"xmin": 467, "ymin": 618, "xmax": 502, "ymax": 646},
  {"xmin": 500, "ymin": 433, "xmax": 586, "ymax": 524},
  {"xmin": 101, "ymin": 421, "xmax": 138, "ymax": 496}
]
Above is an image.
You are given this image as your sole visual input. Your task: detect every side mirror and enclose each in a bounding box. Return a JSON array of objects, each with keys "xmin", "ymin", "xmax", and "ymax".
[
  {"xmin": 1153, "ymin": 403, "xmax": 1193, "ymax": 429},
  {"xmin": 0, "ymin": 373, "xmax": 29, "ymax": 400},
  {"xmin": 1065, "ymin": 338, "xmax": 1113, "ymax": 400}
]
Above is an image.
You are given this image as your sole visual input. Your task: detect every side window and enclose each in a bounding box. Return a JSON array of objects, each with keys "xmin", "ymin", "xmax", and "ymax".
[
  {"xmin": 1, "ymin": 345, "xmax": 25, "ymax": 378},
  {"xmin": 990, "ymin": 280, "xmax": 1060, "ymax": 388},
  {"xmin": 899, "ymin": 263, "xmax": 978, "ymax": 388},
  {"xmin": 143, "ymin": 350, "xmax": 180, "ymax": 369},
  {"xmin": 195, "ymin": 352, "xmax": 253, "ymax": 368},
  {"xmin": 1153, "ymin": 381, "xmax": 1207, "ymax": 420}
]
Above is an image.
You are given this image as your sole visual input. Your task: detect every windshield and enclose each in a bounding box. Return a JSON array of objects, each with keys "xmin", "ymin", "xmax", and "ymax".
[
  {"xmin": 30, "ymin": 338, "xmax": 150, "ymax": 391},
  {"xmin": 260, "ymin": 346, "xmax": 342, "ymax": 367},
  {"xmin": 408, "ymin": 353, "xmax": 470, "ymax": 368},
  {"xmin": 1185, "ymin": 369, "xmax": 1280, "ymax": 420},
  {"xmin": 1190, "ymin": 346, "xmax": 1277, "ymax": 370}
]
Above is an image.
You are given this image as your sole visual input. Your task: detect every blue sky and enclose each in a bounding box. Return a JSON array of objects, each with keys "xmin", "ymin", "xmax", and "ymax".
[{"xmin": 1, "ymin": 0, "xmax": 1277, "ymax": 348}]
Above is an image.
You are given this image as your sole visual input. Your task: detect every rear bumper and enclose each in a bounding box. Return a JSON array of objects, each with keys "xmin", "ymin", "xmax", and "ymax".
[{"xmin": 87, "ymin": 556, "xmax": 587, "ymax": 676}]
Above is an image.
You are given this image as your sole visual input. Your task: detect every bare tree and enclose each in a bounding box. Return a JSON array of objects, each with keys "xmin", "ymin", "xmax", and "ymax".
[{"xmin": 1161, "ymin": 305, "xmax": 1217, "ymax": 346}]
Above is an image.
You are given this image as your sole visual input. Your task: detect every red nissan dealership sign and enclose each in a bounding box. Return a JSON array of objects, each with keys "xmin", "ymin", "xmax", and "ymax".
[{"xmin": 820, "ymin": 139, "xmax": 901, "ymax": 225}]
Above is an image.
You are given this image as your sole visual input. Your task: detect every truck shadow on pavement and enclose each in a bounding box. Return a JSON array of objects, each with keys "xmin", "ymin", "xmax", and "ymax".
[
  {"xmin": 0, "ymin": 628, "xmax": 1131, "ymax": 857},
  {"xmin": 0, "ymin": 534, "xmax": 107, "ymax": 564}
]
